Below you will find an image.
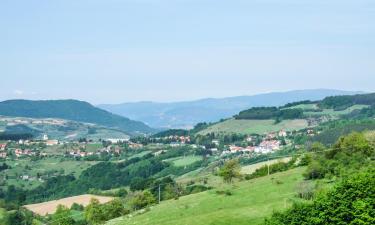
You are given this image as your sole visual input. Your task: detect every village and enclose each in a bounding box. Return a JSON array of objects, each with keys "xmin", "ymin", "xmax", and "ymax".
[{"xmin": 0, "ymin": 127, "xmax": 318, "ymax": 161}]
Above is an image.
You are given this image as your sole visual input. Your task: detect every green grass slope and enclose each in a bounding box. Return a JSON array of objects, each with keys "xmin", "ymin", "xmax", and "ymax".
[
  {"xmin": 107, "ymin": 167, "xmax": 306, "ymax": 225},
  {"xmin": 198, "ymin": 119, "xmax": 309, "ymax": 135}
]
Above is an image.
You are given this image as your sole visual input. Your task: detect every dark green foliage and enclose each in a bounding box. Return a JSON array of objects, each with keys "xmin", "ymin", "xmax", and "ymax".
[
  {"xmin": 0, "ymin": 99, "xmax": 154, "ymax": 134},
  {"xmin": 235, "ymin": 107, "xmax": 303, "ymax": 120},
  {"xmin": 318, "ymin": 93, "xmax": 375, "ymax": 110},
  {"xmin": 311, "ymin": 119, "xmax": 375, "ymax": 145},
  {"xmin": 0, "ymin": 132, "xmax": 34, "ymax": 141},
  {"xmin": 281, "ymin": 100, "xmax": 315, "ymax": 108},
  {"xmin": 304, "ymin": 133, "xmax": 374, "ymax": 180},
  {"xmin": 265, "ymin": 170, "xmax": 375, "ymax": 225},
  {"xmin": 23, "ymin": 155, "xmax": 168, "ymax": 203},
  {"xmin": 2, "ymin": 208, "xmax": 34, "ymax": 225},
  {"xmin": 130, "ymin": 190, "xmax": 156, "ymax": 210},
  {"xmin": 245, "ymin": 159, "xmax": 296, "ymax": 180},
  {"xmin": 152, "ymin": 129, "xmax": 189, "ymax": 138}
]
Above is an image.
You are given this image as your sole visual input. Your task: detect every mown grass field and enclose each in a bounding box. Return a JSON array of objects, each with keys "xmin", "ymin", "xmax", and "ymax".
[
  {"xmin": 303, "ymin": 104, "xmax": 369, "ymax": 117},
  {"xmin": 107, "ymin": 167, "xmax": 307, "ymax": 225},
  {"xmin": 198, "ymin": 119, "xmax": 309, "ymax": 135},
  {"xmin": 164, "ymin": 155, "xmax": 203, "ymax": 167}
]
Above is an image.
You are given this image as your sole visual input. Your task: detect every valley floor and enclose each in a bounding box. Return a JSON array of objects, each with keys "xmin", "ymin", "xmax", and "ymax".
[{"xmin": 107, "ymin": 167, "xmax": 306, "ymax": 225}]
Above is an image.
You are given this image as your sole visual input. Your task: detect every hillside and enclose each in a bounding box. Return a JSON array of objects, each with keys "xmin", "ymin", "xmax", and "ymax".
[
  {"xmin": 0, "ymin": 116, "xmax": 130, "ymax": 141},
  {"xmin": 107, "ymin": 167, "xmax": 306, "ymax": 225},
  {"xmin": 99, "ymin": 89, "xmax": 360, "ymax": 129},
  {"xmin": 198, "ymin": 92, "xmax": 375, "ymax": 135},
  {"xmin": 0, "ymin": 100, "xmax": 155, "ymax": 135}
]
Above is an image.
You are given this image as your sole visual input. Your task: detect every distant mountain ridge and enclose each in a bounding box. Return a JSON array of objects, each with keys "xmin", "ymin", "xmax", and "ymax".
[
  {"xmin": 99, "ymin": 89, "xmax": 363, "ymax": 129},
  {"xmin": 0, "ymin": 99, "xmax": 155, "ymax": 135}
]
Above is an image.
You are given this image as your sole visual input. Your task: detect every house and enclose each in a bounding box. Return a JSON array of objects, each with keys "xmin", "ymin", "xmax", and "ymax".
[
  {"xmin": 129, "ymin": 142, "xmax": 143, "ymax": 149},
  {"xmin": 210, "ymin": 148, "xmax": 218, "ymax": 153},
  {"xmin": 46, "ymin": 140, "xmax": 59, "ymax": 146},
  {"xmin": 170, "ymin": 142, "xmax": 181, "ymax": 147},
  {"xmin": 259, "ymin": 140, "xmax": 280, "ymax": 152},
  {"xmin": 278, "ymin": 130, "xmax": 287, "ymax": 137},
  {"xmin": 0, "ymin": 152, "xmax": 7, "ymax": 158},
  {"xmin": 212, "ymin": 140, "xmax": 220, "ymax": 146},
  {"xmin": 43, "ymin": 134, "xmax": 49, "ymax": 141},
  {"xmin": 229, "ymin": 145, "xmax": 244, "ymax": 153},
  {"xmin": 0, "ymin": 143, "xmax": 7, "ymax": 151},
  {"xmin": 15, "ymin": 149, "xmax": 23, "ymax": 157},
  {"xmin": 106, "ymin": 138, "xmax": 129, "ymax": 144}
]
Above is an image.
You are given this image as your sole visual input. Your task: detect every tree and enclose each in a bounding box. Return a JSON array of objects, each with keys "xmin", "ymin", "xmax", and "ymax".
[
  {"xmin": 51, "ymin": 205, "xmax": 75, "ymax": 225},
  {"xmin": 84, "ymin": 198, "xmax": 105, "ymax": 225},
  {"xmin": 130, "ymin": 190, "xmax": 156, "ymax": 210},
  {"xmin": 102, "ymin": 199, "xmax": 127, "ymax": 220},
  {"xmin": 218, "ymin": 159, "xmax": 241, "ymax": 183}
]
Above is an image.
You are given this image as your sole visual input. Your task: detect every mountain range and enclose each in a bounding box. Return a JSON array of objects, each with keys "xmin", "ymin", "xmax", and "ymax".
[
  {"xmin": 0, "ymin": 99, "xmax": 155, "ymax": 135},
  {"xmin": 98, "ymin": 89, "xmax": 362, "ymax": 129}
]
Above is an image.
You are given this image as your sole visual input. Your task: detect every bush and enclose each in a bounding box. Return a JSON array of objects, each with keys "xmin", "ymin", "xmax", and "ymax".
[{"xmin": 265, "ymin": 169, "xmax": 375, "ymax": 225}]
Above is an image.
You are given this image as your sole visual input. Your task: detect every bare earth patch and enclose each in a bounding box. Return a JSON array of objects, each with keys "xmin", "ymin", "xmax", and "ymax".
[{"xmin": 24, "ymin": 194, "xmax": 114, "ymax": 216}]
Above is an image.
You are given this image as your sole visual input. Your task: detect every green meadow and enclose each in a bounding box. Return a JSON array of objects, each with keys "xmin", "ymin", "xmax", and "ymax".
[{"xmin": 107, "ymin": 167, "xmax": 307, "ymax": 225}]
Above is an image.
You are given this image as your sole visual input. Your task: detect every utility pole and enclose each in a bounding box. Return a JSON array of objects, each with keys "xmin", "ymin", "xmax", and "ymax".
[
  {"xmin": 158, "ymin": 184, "xmax": 161, "ymax": 204},
  {"xmin": 267, "ymin": 157, "xmax": 270, "ymax": 176}
]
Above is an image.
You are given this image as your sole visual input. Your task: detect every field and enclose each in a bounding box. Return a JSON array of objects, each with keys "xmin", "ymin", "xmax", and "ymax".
[
  {"xmin": 198, "ymin": 119, "xmax": 309, "ymax": 135},
  {"xmin": 3, "ymin": 157, "xmax": 97, "ymax": 189},
  {"xmin": 241, "ymin": 157, "xmax": 292, "ymax": 174},
  {"xmin": 107, "ymin": 167, "xmax": 307, "ymax": 225},
  {"xmin": 24, "ymin": 194, "xmax": 114, "ymax": 216},
  {"xmin": 303, "ymin": 104, "xmax": 369, "ymax": 117},
  {"xmin": 164, "ymin": 155, "xmax": 203, "ymax": 167}
]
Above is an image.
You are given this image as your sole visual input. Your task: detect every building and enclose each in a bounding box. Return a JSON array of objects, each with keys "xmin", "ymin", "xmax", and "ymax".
[
  {"xmin": 0, "ymin": 143, "xmax": 7, "ymax": 151},
  {"xmin": 43, "ymin": 134, "xmax": 49, "ymax": 141},
  {"xmin": 0, "ymin": 152, "xmax": 7, "ymax": 158},
  {"xmin": 46, "ymin": 140, "xmax": 59, "ymax": 146},
  {"xmin": 278, "ymin": 130, "xmax": 287, "ymax": 137}
]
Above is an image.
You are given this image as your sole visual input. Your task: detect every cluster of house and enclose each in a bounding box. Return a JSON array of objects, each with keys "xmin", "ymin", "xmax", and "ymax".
[
  {"xmin": 222, "ymin": 140, "xmax": 281, "ymax": 155},
  {"xmin": 219, "ymin": 130, "xmax": 288, "ymax": 156},
  {"xmin": 14, "ymin": 149, "xmax": 46, "ymax": 157},
  {"xmin": 0, "ymin": 143, "xmax": 7, "ymax": 158},
  {"xmin": 67, "ymin": 145, "xmax": 122, "ymax": 158},
  {"xmin": 155, "ymin": 135, "xmax": 191, "ymax": 144}
]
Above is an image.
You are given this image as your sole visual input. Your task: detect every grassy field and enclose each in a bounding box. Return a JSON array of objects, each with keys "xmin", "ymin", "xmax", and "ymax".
[
  {"xmin": 24, "ymin": 194, "xmax": 114, "ymax": 216},
  {"xmin": 4, "ymin": 157, "xmax": 97, "ymax": 189},
  {"xmin": 107, "ymin": 167, "xmax": 307, "ymax": 225},
  {"xmin": 241, "ymin": 157, "xmax": 292, "ymax": 174},
  {"xmin": 303, "ymin": 104, "xmax": 369, "ymax": 117},
  {"xmin": 164, "ymin": 155, "xmax": 203, "ymax": 167},
  {"xmin": 198, "ymin": 119, "xmax": 309, "ymax": 135}
]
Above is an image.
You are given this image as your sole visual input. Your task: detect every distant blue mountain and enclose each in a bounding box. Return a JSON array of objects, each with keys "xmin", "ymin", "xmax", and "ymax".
[{"xmin": 98, "ymin": 89, "xmax": 363, "ymax": 129}]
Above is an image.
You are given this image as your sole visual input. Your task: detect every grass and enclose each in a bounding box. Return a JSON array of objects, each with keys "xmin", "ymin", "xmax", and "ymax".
[
  {"xmin": 303, "ymin": 104, "xmax": 369, "ymax": 117},
  {"xmin": 107, "ymin": 167, "xmax": 307, "ymax": 225},
  {"xmin": 164, "ymin": 155, "xmax": 203, "ymax": 167},
  {"xmin": 0, "ymin": 208, "xmax": 6, "ymax": 221},
  {"xmin": 198, "ymin": 119, "xmax": 309, "ymax": 135},
  {"xmin": 241, "ymin": 157, "xmax": 292, "ymax": 174},
  {"xmin": 3, "ymin": 157, "xmax": 97, "ymax": 189},
  {"xmin": 286, "ymin": 104, "xmax": 319, "ymax": 110}
]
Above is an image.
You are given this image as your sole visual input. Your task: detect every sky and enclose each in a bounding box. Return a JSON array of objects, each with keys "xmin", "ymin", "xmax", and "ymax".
[{"xmin": 1, "ymin": 0, "xmax": 374, "ymax": 104}]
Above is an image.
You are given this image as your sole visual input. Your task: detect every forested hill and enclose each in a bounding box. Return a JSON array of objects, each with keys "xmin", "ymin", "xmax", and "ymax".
[
  {"xmin": 235, "ymin": 92, "xmax": 375, "ymax": 120},
  {"xmin": 0, "ymin": 100, "xmax": 155, "ymax": 135}
]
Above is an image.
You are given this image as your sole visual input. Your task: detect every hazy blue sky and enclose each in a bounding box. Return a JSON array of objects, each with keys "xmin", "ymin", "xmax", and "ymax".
[{"xmin": 1, "ymin": 0, "xmax": 374, "ymax": 104}]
